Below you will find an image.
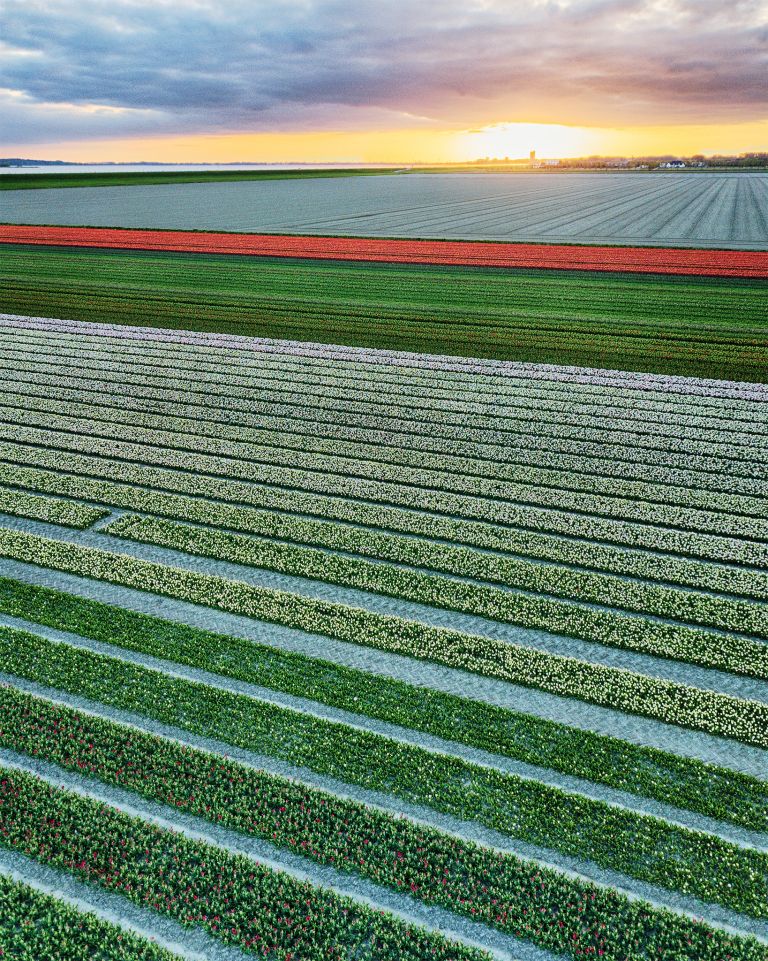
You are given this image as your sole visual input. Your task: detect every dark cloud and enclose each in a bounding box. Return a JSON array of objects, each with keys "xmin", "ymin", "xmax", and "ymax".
[{"xmin": 1, "ymin": 0, "xmax": 766, "ymax": 144}]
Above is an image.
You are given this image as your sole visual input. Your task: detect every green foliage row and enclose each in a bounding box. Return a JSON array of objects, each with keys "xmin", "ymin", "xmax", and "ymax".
[
  {"xmin": 0, "ymin": 872, "xmax": 179, "ymax": 961},
  {"xmin": 0, "ymin": 686, "xmax": 765, "ymax": 961},
  {"xmin": 0, "ymin": 167, "xmax": 396, "ymax": 189},
  {"xmin": 0, "ymin": 628, "xmax": 765, "ymax": 920},
  {"xmin": 0, "ymin": 574, "xmax": 762, "ymax": 831},
  {"xmin": 0, "ymin": 484, "xmax": 106, "ymax": 529}
]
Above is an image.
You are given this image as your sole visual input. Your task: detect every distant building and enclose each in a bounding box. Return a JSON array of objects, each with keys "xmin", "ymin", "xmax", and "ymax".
[
  {"xmin": 530, "ymin": 150, "xmax": 536, "ymax": 162},
  {"xmin": 659, "ymin": 160, "xmax": 686, "ymax": 168}
]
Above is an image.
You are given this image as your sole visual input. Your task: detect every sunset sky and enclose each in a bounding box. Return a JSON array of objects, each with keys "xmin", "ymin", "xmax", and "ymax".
[{"xmin": 2, "ymin": 0, "xmax": 767, "ymax": 162}]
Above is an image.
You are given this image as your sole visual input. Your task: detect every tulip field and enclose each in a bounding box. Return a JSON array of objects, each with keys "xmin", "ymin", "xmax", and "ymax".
[
  {"xmin": 1, "ymin": 242, "xmax": 767, "ymax": 381},
  {"xmin": 0, "ymin": 309, "xmax": 764, "ymax": 960}
]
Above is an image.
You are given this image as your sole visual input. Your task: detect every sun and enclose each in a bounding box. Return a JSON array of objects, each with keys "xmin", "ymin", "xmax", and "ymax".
[{"xmin": 454, "ymin": 122, "xmax": 605, "ymax": 161}]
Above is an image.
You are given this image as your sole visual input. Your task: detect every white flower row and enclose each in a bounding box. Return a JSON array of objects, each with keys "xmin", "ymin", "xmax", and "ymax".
[
  {"xmin": 3, "ymin": 422, "xmax": 763, "ymax": 544},
  {"xmin": 3, "ymin": 313, "xmax": 766, "ymax": 402},
  {"xmin": 0, "ymin": 459, "xmax": 763, "ymax": 604},
  {"xmin": 106, "ymin": 513, "xmax": 768, "ymax": 678},
  {"xmin": 1, "ymin": 440, "xmax": 765, "ymax": 569}
]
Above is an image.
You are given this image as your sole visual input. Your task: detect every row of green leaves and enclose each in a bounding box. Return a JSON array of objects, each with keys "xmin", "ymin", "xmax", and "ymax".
[
  {"xmin": 0, "ymin": 871, "xmax": 179, "ymax": 961},
  {"xmin": 0, "ymin": 527, "xmax": 764, "ymax": 746},
  {"xmin": 0, "ymin": 574, "xmax": 762, "ymax": 831},
  {"xmin": 0, "ymin": 627, "xmax": 766, "ymax": 924},
  {"xmin": 1, "ymin": 685, "xmax": 765, "ymax": 961}
]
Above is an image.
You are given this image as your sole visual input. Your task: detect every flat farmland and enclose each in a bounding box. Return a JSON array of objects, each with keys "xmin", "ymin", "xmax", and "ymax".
[
  {"xmin": 1, "ymin": 243, "xmax": 766, "ymax": 381},
  {"xmin": 0, "ymin": 313, "xmax": 766, "ymax": 961},
  {"xmin": 2, "ymin": 171, "xmax": 767, "ymax": 248}
]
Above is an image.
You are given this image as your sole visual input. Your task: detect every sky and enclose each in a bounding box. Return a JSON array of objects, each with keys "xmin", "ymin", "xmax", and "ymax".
[{"xmin": 1, "ymin": 0, "xmax": 767, "ymax": 162}]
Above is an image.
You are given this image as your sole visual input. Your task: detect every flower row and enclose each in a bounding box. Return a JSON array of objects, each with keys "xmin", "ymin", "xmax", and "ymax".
[
  {"xmin": 12, "ymin": 399, "xmax": 762, "ymax": 520},
  {"xmin": 3, "ymin": 429, "xmax": 764, "ymax": 559},
  {"xmin": 0, "ymin": 573, "xmax": 761, "ymax": 832},
  {"xmin": 9, "ymin": 329, "xmax": 764, "ymax": 435},
  {"xmin": 0, "ymin": 872, "xmax": 178, "ymax": 961},
  {"xmin": 7, "ymin": 374, "xmax": 760, "ymax": 492},
  {"xmin": 0, "ymin": 765, "xmax": 488, "ymax": 961},
  {"xmin": 16, "ymin": 339, "xmax": 764, "ymax": 448},
  {"xmin": 0, "ymin": 527, "xmax": 765, "ymax": 747},
  {"xmin": 107, "ymin": 513, "xmax": 768, "ymax": 676},
  {"xmin": 1, "ymin": 686, "xmax": 765, "ymax": 961},
  {"xmin": 0, "ymin": 633, "xmax": 764, "ymax": 921}
]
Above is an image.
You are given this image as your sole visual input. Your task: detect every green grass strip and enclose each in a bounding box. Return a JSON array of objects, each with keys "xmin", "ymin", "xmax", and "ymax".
[
  {"xmin": 0, "ymin": 764, "xmax": 486, "ymax": 961},
  {"xmin": 0, "ymin": 526, "xmax": 764, "ymax": 747},
  {"xmin": 0, "ymin": 627, "xmax": 765, "ymax": 921},
  {"xmin": 1, "ymin": 685, "xmax": 765, "ymax": 961},
  {"xmin": 0, "ymin": 168, "xmax": 396, "ymax": 189},
  {"xmin": 1, "ymin": 245, "xmax": 766, "ymax": 380},
  {"xmin": 0, "ymin": 574, "xmax": 762, "ymax": 832},
  {"xmin": 0, "ymin": 872, "xmax": 179, "ymax": 961}
]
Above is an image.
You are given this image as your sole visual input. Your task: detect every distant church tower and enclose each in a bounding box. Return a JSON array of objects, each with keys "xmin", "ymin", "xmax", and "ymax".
[{"xmin": 530, "ymin": 150, "xmax": 536, "ymax": 162}]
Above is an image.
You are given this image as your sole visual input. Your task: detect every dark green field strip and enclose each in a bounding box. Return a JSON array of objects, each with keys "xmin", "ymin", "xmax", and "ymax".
[
  {"xmin": 0, "ymin": 872, "xmax": 180, "ymax": 961},
  {"xmin": 5, "ymin": 353, "xmax": 760, "ymax": 459},
  {"xmin": 0, "ymin": 447, "xmax": 763, "ymax": 577},
  {"xmin": 0, "ymin": 765, "xmax": 489, "ymax": 961},
  {"xmin": 1, "ymin": 629, "xmax": 766, "ymax": 922},
  {"xmin": 3, "ymin": 388, "xmax": 763, "ymax": 504},
  {"xmin": 2, "ymin": 458, "xmax": 765, "ymax": 609},
  {"xmin": 5, "ymin": 763, "xmax": 764, "ymax": 961},
  {"xmin": 0, "ymin": 168, "xmax": 396, "ymax": 189},
  {"xmin": 0, "ymin": 527, "xmax": 764, "ymax": 746},
  {"xmin": 3, "ymin": 339, "xmax": 765, "ymax": 443},
  {"xmin": 1, "ymin": 246, "xmax": 766, "ymax": 379},
  {"xmin": 2, "ymin": 424, "xmax": 762, "ymax": 546},
  {"xmin": 106, "ymin": 513, "xmax": 768, "ymax": 674},
  {"xmin": 7, "ymin": 321, "xmax": 765, "ymax": 423},
  {"xmin": 0, "ymin": 575, "xmax": 763, "ymax": 831},
  {"xmin": 2, "ymin": 687, "xmax": 767, "ymax": 960},
  {"xmin": 5, "ymin": 366, "xmax": 759, "ymax": 480},
  {"xmin": 2, "ymin": 401, "xmax": 763, "ymax": 524}
]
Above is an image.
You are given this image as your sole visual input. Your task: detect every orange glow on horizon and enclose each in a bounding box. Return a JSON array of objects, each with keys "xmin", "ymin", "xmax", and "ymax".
[{"xmin": 7, "ymin": 120, "xmax": 768, "ymax": 164}]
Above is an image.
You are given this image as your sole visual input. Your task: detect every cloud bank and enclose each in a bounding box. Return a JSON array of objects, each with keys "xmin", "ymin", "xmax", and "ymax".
[{"xmin": 2, "ymin": 0, "xmax": 767, "ymax": 145}]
